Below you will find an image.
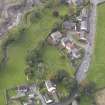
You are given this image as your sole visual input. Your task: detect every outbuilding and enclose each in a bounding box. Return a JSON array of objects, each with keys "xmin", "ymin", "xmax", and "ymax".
[
  {"xmin": 48, "ymin": 31, "xmax": 62, "ymax": 45},
  {"xmin": 45, "ymin": 80, "xmax": 56, "ymax": 93},
  {"xmin": 63, "ymin": 21, "xmax": 76, "ymax": 31}
]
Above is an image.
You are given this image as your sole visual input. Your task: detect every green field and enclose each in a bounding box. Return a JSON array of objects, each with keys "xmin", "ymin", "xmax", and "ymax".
[
  {"xmin": 43, "ymin": 45, "xmax": 74, "ymax": 78},
  {"xmin": 0, "ymin": 4, "xmax": 73, "ymax": 105}
]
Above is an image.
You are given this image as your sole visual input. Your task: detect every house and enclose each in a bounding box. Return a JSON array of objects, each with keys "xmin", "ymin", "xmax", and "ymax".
[
  {"xmin": 61, "ymin": 37, "xmax": 74, "ymax": 52},
  {"xmin": 61, "ymin": 0, "xmax": 83, "ymax": 5},
  {"xmin": 80, "ymin": 20, "xmax": 88, "ymax": 32},
  {"xmin": 72, "ymin": 99, "xmax": 79, "ymax": 105},
  {"xmin": 76, "ymin": 7, "xmax": 90, "ymax": 41},
  {"xmin": 71, "ymin": 48, "xmax": 81, "ymax": 59},
  {"xmin": 79, "ymin": 7, "xmax": 90, "ymax": 32},
  {"xmin": 64, "ymin": 0, "xmax": 73, "ymax": 4},
  {"xmin": 31, "ymin": 0, "xmax": 41, "ymax": 5},
  {"xmin": 76, "ymin": 0, "xmax": 83, "ymax": 5},
  {"xmin": 43, "ymin": 94, "xmax": 53, "ymax": 104},
  {"xmin": 48, "ymin": 31, "xmax": 62, "ymax": 45},
  {"xmin": 45, "ymin": 80, "xmax": 56, "ymax": 93},
  {"xmin": 17, "ymin": 85, "xmax": 30, "ymax": 93},
  {"xmin": 79, "ymin": 31, "xmax": 87, "ymax": 41},
  {"xmin": 61, "ymin": 37, "xmax": 81, "ymax": 59},
  {"xmin": 28, "ymin": 93, "xmax": 35, "ymax": 99},
  {"xmin": 81, "ymin": 8, "xmax": 88, "ymax": 18},
  {"xmin": 61, "ymin": 0, "xmax": 76, "ymax": 4},
  {"xmin": 63, "ymin": 21, "xmax": 76, "ymax": 31}
]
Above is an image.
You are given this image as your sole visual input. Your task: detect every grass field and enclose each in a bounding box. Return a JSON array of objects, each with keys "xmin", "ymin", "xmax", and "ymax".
[
  {"xmin": 0, "ymin": 4, "xmax": 72, "ymax": 105},
  {"xmin": 43, "ymin": 45, "xmax": 74, "ymax": 78}
]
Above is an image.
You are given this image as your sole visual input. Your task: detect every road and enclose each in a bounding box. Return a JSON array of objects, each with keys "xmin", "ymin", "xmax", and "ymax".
[
  {"xmin": 97, "ymin": 0, "xmax": 105, "ymax": 4},
  {"xmin": 76, "ymin": 0, "xmax": 105, "ymax": 83}
]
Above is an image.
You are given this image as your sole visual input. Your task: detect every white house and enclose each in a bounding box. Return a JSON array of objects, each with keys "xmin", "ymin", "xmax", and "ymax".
[
  {"xmin": 80, "ymin": 20, "xmax": 88, "ymax": 32},
  {"xmin": 50, "ymin": 31, "xmax": 62, "ymax": 45},
  {"xmin": 64, "ymin": 0, "xmax": 76, "ymax": 4},
  {"xmin": 81, "ymin": 8, "xmax": 88, "ymax": 18},
  {"xmin": 79, "ymin": 31, "xmax": 87, "ymax": 41},
  {"xmin": 45, "ymin": 80, "xmax": 56, "ymax": 93},
  {"xmin": 43, "ymin": 94, "xmax": 53, "ymax": 104},
  {"xmin": 72, "ymin": 99, "xmax": 78, "ymax": 105}
]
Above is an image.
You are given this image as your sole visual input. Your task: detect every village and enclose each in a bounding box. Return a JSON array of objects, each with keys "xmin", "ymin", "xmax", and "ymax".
[
  {"xmin": 0, "ymin": 0, "xmax": 105, "ymax": 105},
  {"xmin": 5, "ymin": 0, "xmax": 92, "ymax": 105}
]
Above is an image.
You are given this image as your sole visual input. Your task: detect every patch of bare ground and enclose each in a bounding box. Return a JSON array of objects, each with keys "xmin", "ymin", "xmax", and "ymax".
[{"xmin": 95, "ymin": 89, "xmax": 105, "ymax": 105}]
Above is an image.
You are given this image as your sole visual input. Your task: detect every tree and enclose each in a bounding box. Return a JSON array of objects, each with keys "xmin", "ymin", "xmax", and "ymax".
[
  {"xmin": 53, "ymin": 70, "xmax": 69, "ymax": 83},
  {"xmin": 52, "ymin": 70, "xmax": 78, "ymax": 99},
  {"xmin": 69, "ymin": 3, "xmax": 77, "ymax": 16},
  {"xmin": 25, "ymin": 40, "xmax": 47, "ymax": 81},
  {"xmin": 83, "ymin": 82, "xmax": 96, "ymax": 96},
  {"xmin": 30, "ymin": 10, "xmax": 42, "ymax": 23},
  {"xmin": 53, "ymin": 10, "xmax": 59, "ymax": 17},
  {"xmin": 24, "ymin": 66, "xmax": 34, "ymax": 80}
]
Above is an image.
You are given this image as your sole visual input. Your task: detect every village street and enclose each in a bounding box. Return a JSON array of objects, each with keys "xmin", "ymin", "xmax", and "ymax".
[
  {"xmin": 76, "ymin": 0, "xmax": 105, "ymax": 83},
  {"xmin": 76, "ymin": 0, "xmax": 97, "ymax": 83}
]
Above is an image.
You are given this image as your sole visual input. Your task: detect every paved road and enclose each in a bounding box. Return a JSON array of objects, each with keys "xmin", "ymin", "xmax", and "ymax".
[
  {"xmin": 97, "ymin": 0, "xmax": 105, "ymax": 4},
  {"xmin": 76, "ymin": 0, "xmax": 105, "ymax": 83}
]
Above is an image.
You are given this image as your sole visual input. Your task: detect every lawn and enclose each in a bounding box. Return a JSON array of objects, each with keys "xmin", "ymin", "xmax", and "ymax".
[
  {"xmin": 0, "ymin": 4, "xmax": 71, "ymax": 105},
  {"xmin": 43, "ymin": 45, "xmax": 74, "ymax": 78},
  {"xmin": 87, "ymin": 3, "xmax": 105, "ymax": 88}
]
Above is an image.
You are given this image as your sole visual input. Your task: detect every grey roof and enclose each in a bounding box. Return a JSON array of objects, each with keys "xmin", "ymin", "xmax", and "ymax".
[
  {"xmin": 76, "ymin": 0, "xmax": 83, "ymax": 5},
  {"xmin": 61, "ymin": 37, "xmax": 72, "ymax": 45},
  {"xmin": 72, "ymin": 100, "xmax": 78, "ymax": 105},
  {"xmin": 50, "ymin": 31, "xmax": 62, "ymax": 41},
  {"xmin": 45, "ymin": 80, "xmax": 53, "ymax": 89},
  {"xmin": 63, "ymin": 21, "xmax": 76, "ymax": 30}
]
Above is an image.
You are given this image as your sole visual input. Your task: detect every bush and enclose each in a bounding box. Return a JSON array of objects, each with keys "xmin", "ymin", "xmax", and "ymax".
[
  {"xmin": 30, "ymin": 11, "xmax": 42, "ymax": 23},
  {"xmin": 52, "ymin": 10, "xmax": 59, "ymax": 17},
  {"xmin": 53, "ymin": 21, "xmax": 63, "ymax": 31},
  {"xmin": 83, "ymin": 82, "xmax": 96, "ymax": 96},
  {"xmin": 25, "ymin": 40, "xmax": 47, "ymax": 80},
  {"xmin": 45, "ymin": 0, "xmax": 54, "ymax": 8},
  {"xmin": 53, "ymin": 70, "xmax": 69, "ymax": 83},
  {"xmin": 62, "ymin": 15, "xmax": 70, "ymax": 21}
]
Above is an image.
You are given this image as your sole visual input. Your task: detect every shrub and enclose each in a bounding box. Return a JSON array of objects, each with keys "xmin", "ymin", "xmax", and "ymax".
[
  {"xmin": 63, "ymin": 15, "xmax": 70, "ymax": 21},
  {"xmin": 30, "ymin": 11, "xmax": 42, "ymax": 23},
  {"xmin": 52, "ymin": 10, "xmax": 59, "ymax": 17}
]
